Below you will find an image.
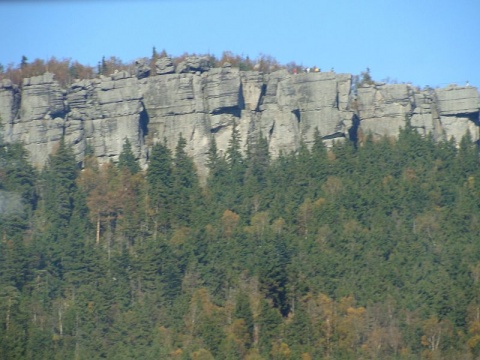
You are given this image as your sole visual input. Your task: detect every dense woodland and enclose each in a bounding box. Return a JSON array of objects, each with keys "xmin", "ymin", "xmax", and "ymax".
[{"xmin": 1, "ymin": 121, "xmax": 480, "ymax": 359}]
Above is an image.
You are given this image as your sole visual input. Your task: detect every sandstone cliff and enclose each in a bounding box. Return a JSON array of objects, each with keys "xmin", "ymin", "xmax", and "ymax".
[{"xmin": 0, "ymin": 57, "xmax": 479, "ymax": 177}]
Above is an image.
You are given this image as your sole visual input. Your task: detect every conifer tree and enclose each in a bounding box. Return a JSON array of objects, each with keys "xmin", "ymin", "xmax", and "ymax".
[
  {"xmin": 118, "ymin": 138, "xmax": 140, "ymax": 174},
  {"xmin": 206, "ymin": 136, "xmax": 229, "ymax": 213},
  {"xmin": 234, "ymin": 291, "xmax": 254, "ymax": 347},
  {"xmin": 310, "ymin": 128, "xmax": 328, "ymax": 174},
  {"xmin": 206, "ymin": 135, "xmax": 227, "ymax": 180},
  {"xmin": 226, "ymin": 121, "xmax": 244, "ymax": 177},
  {"xmin": 0, "ymin": 142, "xmax": 36, "ymax": 250},
  {"xmin": 38, "ymin": 137, "xmax": 79, "ymax": 276},
  {"xmin": 243, "ymin": 132, "xmax": 270, "ymax": 214},
  {"xmin": 456, "ymin": 130, "xmax": 478, "ymax": 177},
  {"xmin": 172, "ymin": 134, "xmax": 200, "ymax": 227},
  {"xmin": 43, "ymin": 137, "xmax": 78, "ymax": 230},
  {"xmin": 147, "ymin": 140, "xmax": 174, "ymax": 236},
  {"xmin": 224, "ymin": 121, "xmax": 245, "ymax": 209},
  {"xmin": 245, "ymin": 132, "xmax": 269, "ymax": 187}
]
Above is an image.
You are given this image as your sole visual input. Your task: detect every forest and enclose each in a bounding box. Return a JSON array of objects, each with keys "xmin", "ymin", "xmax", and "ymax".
[{"xmin": 1, "ymin": 121, "xmax": 480, "ymax": 360}]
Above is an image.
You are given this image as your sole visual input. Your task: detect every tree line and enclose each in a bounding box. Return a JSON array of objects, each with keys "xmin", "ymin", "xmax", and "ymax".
[
  {"xmin": 0, "ymin": 50, "xmax": 305, "ymax": 89},
  {"xmin": 1, "ymin": 124, "xmax": 480, "ymax": 359}
]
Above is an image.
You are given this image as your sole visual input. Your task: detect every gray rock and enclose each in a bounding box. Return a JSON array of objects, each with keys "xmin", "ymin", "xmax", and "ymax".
[
  {"xmin": 435, "ymin": 85, "xmax": 480, "ymax": 116},
  {"xmin": 71, "ymin": 75, "xmax": 144, "ymax": 166},
  {"xmin": 2, "ymin": 68, "xmax": 479, "ymax": 180},
  {"xmin": 19, "ymin": 72, "xmax": 66, "ymax": 121},
  {"xmin": 155, "ymin": 57, "xmax": 175, "ymax": 75},
  {"xmin": 356, "ymin": 83, "xmax": 415, "ymax": 138},
  {"xmin": 204, "ymin": 67, "xmax": 242, "ymax": 114},
  {"xmin": 240, "ymin": 71, "xmax": 264, "ymax": 111},
  {"xmin": 176, "ymin": 56, "xmax": 211, "ymax": 74},
  {"xmin": 6, "ymin": 73, "xmax": 67, "ymax": 166},
  {"xmin": 0, "ymin": 79, "xmax": 20, "ymax": 126},
  {"xmin": 135, "ymin": 58, "xmax": 151, "ymax": 79},
  {"xmin": 111, "ymin": 70, "xmax": 131, "ymax": 81},
  {"xmin": 439, "ymin": 115, "xmax": 478, "ymax": 142}
]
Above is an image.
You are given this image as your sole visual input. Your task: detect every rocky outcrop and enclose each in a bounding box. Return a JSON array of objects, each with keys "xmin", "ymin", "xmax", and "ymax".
[
  {"xmin": 355, "ymin": 82, "xmax": 480, "ymax": 143},
  {"xmin": 134, "ymin": 59, "xmax": 151, "ymax": 79},
  {"xmin": 0, "ymin": 79, "xmax": 20, "ymax": 125},
  {"xmin": 355, "ymin": 83, "xmax": 414, "ymax": 138},
  {"xmin": 176, "ymin": 56, "xmax": 212, "ymax": 74},
  {"xmin": 435, "ymin": 85, "xmax": 480, "ymax": 142},
  {"xmin": 2, "ymin": 73, "xmax": 67, "ymax": 167},
  {"xmin": 155, "ymin": 57, "xmax": 175, "ymax": 75},
  {"xmin": 0, "ymin": 58, "xmax": 478, "ymax": 177},
  {"xmin": 256, "ymin": 71, "xmax": 353, "ymax": 156}
]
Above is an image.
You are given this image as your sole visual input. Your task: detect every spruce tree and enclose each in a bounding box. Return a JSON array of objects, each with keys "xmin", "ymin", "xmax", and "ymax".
[
  {"xmin": 38, "ymin": 137, "xmax": 79, "ymax": 276},
  {"xmin": 206, "ymin": 136, "xmax": 229, "ymax": 214},
  {"xmin": 118, "ymin": 138, "xmax": 140, "ymax": 174},
  {"xmin": 147, "ymin": 140, "xmax": 174, "ymax": 236},
  {"xmin": 172, "ymin": 134, "xmax": 199, "ymax": 227},
  {"xmin": 234, "ymin": 291, "xmax": 254, "ymax": 347},
  {"xmin": 224, "ymin": 121, "xmax": 245, "ymax": 209},
  {"xmin": 226, "ymin": 121, "xmax": 244, "ymax": 182},
  {"xmin": 245, "ymin": 132, "xmax": 269, "ymax": 187},
  {"xmin": 43, "ymin": 137, "xmax": 78, "ymax": 229},
  {"xmin": 243, "ymin": 132, "xmax": 270, "ymax": 214}
]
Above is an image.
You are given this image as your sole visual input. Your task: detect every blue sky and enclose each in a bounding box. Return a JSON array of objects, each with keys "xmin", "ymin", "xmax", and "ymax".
[{"xmin": 1, "ymin": 0, "xmax": 479, "ymax": 89}]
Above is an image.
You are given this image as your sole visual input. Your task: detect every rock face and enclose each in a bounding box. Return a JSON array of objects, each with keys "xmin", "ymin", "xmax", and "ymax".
[
  {"xmin": 356, "ymin": 83, "xmax": 414, "ymax": 138},
  {"xmin": 3, "ymin": 73, "xmax": 67, "ymax": 167},
  {"xmin": 0, "ymin": 57, "xmax": 479, "ymax": 178},
  {"xmin": 135, "ymin": 59, "xmax": 151, "ymax": 79},
  {"xmin": 0, "ymin": 79, "xmax": 20, "ymax": 125},
  {"xmin": 155, "ymin": 57, "xmax": 175, "ymax": 75},
  {"xmin": 176, "ymin": 56, "xmax": 211, "ymax": 74},
  {"xmin": 355, "ymin": 83, "xmax": 480, "ymax": 142}
]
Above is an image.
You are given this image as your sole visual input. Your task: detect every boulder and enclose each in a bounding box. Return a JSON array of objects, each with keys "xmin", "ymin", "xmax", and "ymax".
[
  {"xmin": 155, "ymin": 57, "xmax": 175, "ymax": 75},
  {"xmin": 176, "ymin": 56, "xmax": 211, "ymax": 74},
  {"xmin": 135, "ymin": 58, "xmax": 151, "ymax": 79}
]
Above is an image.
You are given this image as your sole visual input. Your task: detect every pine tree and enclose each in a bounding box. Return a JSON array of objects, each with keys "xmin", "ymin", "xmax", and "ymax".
[
  {"xmin": 206, "ymin": 136, "xmax": 229, "ymax": 214},
  {"xmin": 2, "ymin": 142, "xmax": 37, "ymax": 210},
  {"xmin": 456, "ymin": 130, "xmax": 478, "ymax": 178},
  {"xmin": 20, "ymin": 55, "xmax": 28, "ymax": 70},
  {"xmin": 38, "ymin": 137, "xmax": 79, "ymax": 276},
  {"xmin": 226, "ymin": 121, "xmax": 244, "ymax": 182},
  {"xmin": 243, "ymin": 132, "xmax": 270, "ymax": 214},
  {"xmin": 0, "ymin": 142, "xmax": 36, "ymax": 269},
  {"xmin": 43, "ymin": 137, "xmax": 78, "ymax": 230},
  {"xmin": 118, "ymin": 138, "xmax": 140, "ymax": 174},
  {"xmin": 206, "ymin": 136, "xmax": 224, "ymax": 179},
  {"xmin": 234, "ymin": 291, "xmax": 254, "ymax": 347},
  {"xmin": 310, "ymin": 128, "xmax": 328, "ymax": 176},
  {"xmin": 62, "ymin": 188, "xmax": 90, "ymax": 286},
  {"xmin": 147, "ymin": 140, "xmax": 174, "ymax": 237},
  {"xmin": 224, "ymin": 121, "xmax": 245, "ymax": 210},
  {"xmin": 172, "ymin": 134, "xmax": 200, "ymax": 227},
  {"xmin": 257, "ymin": 299, "xmax": 282, "ymax": 356},
  {"xmin": 245, "ymin": 132, "xmax": 270, "ymax": 188}
]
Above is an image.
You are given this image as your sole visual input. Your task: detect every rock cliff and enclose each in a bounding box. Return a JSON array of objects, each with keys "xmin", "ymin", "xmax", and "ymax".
[{"xmin": 0, "ymin": 57, "xmax": 479, "ymax": 177}]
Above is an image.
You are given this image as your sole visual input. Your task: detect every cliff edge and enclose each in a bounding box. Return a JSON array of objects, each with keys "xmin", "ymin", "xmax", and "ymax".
[{"xmin": 0, "ymin": 57, "xmax": 478, "ymax": 177}]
